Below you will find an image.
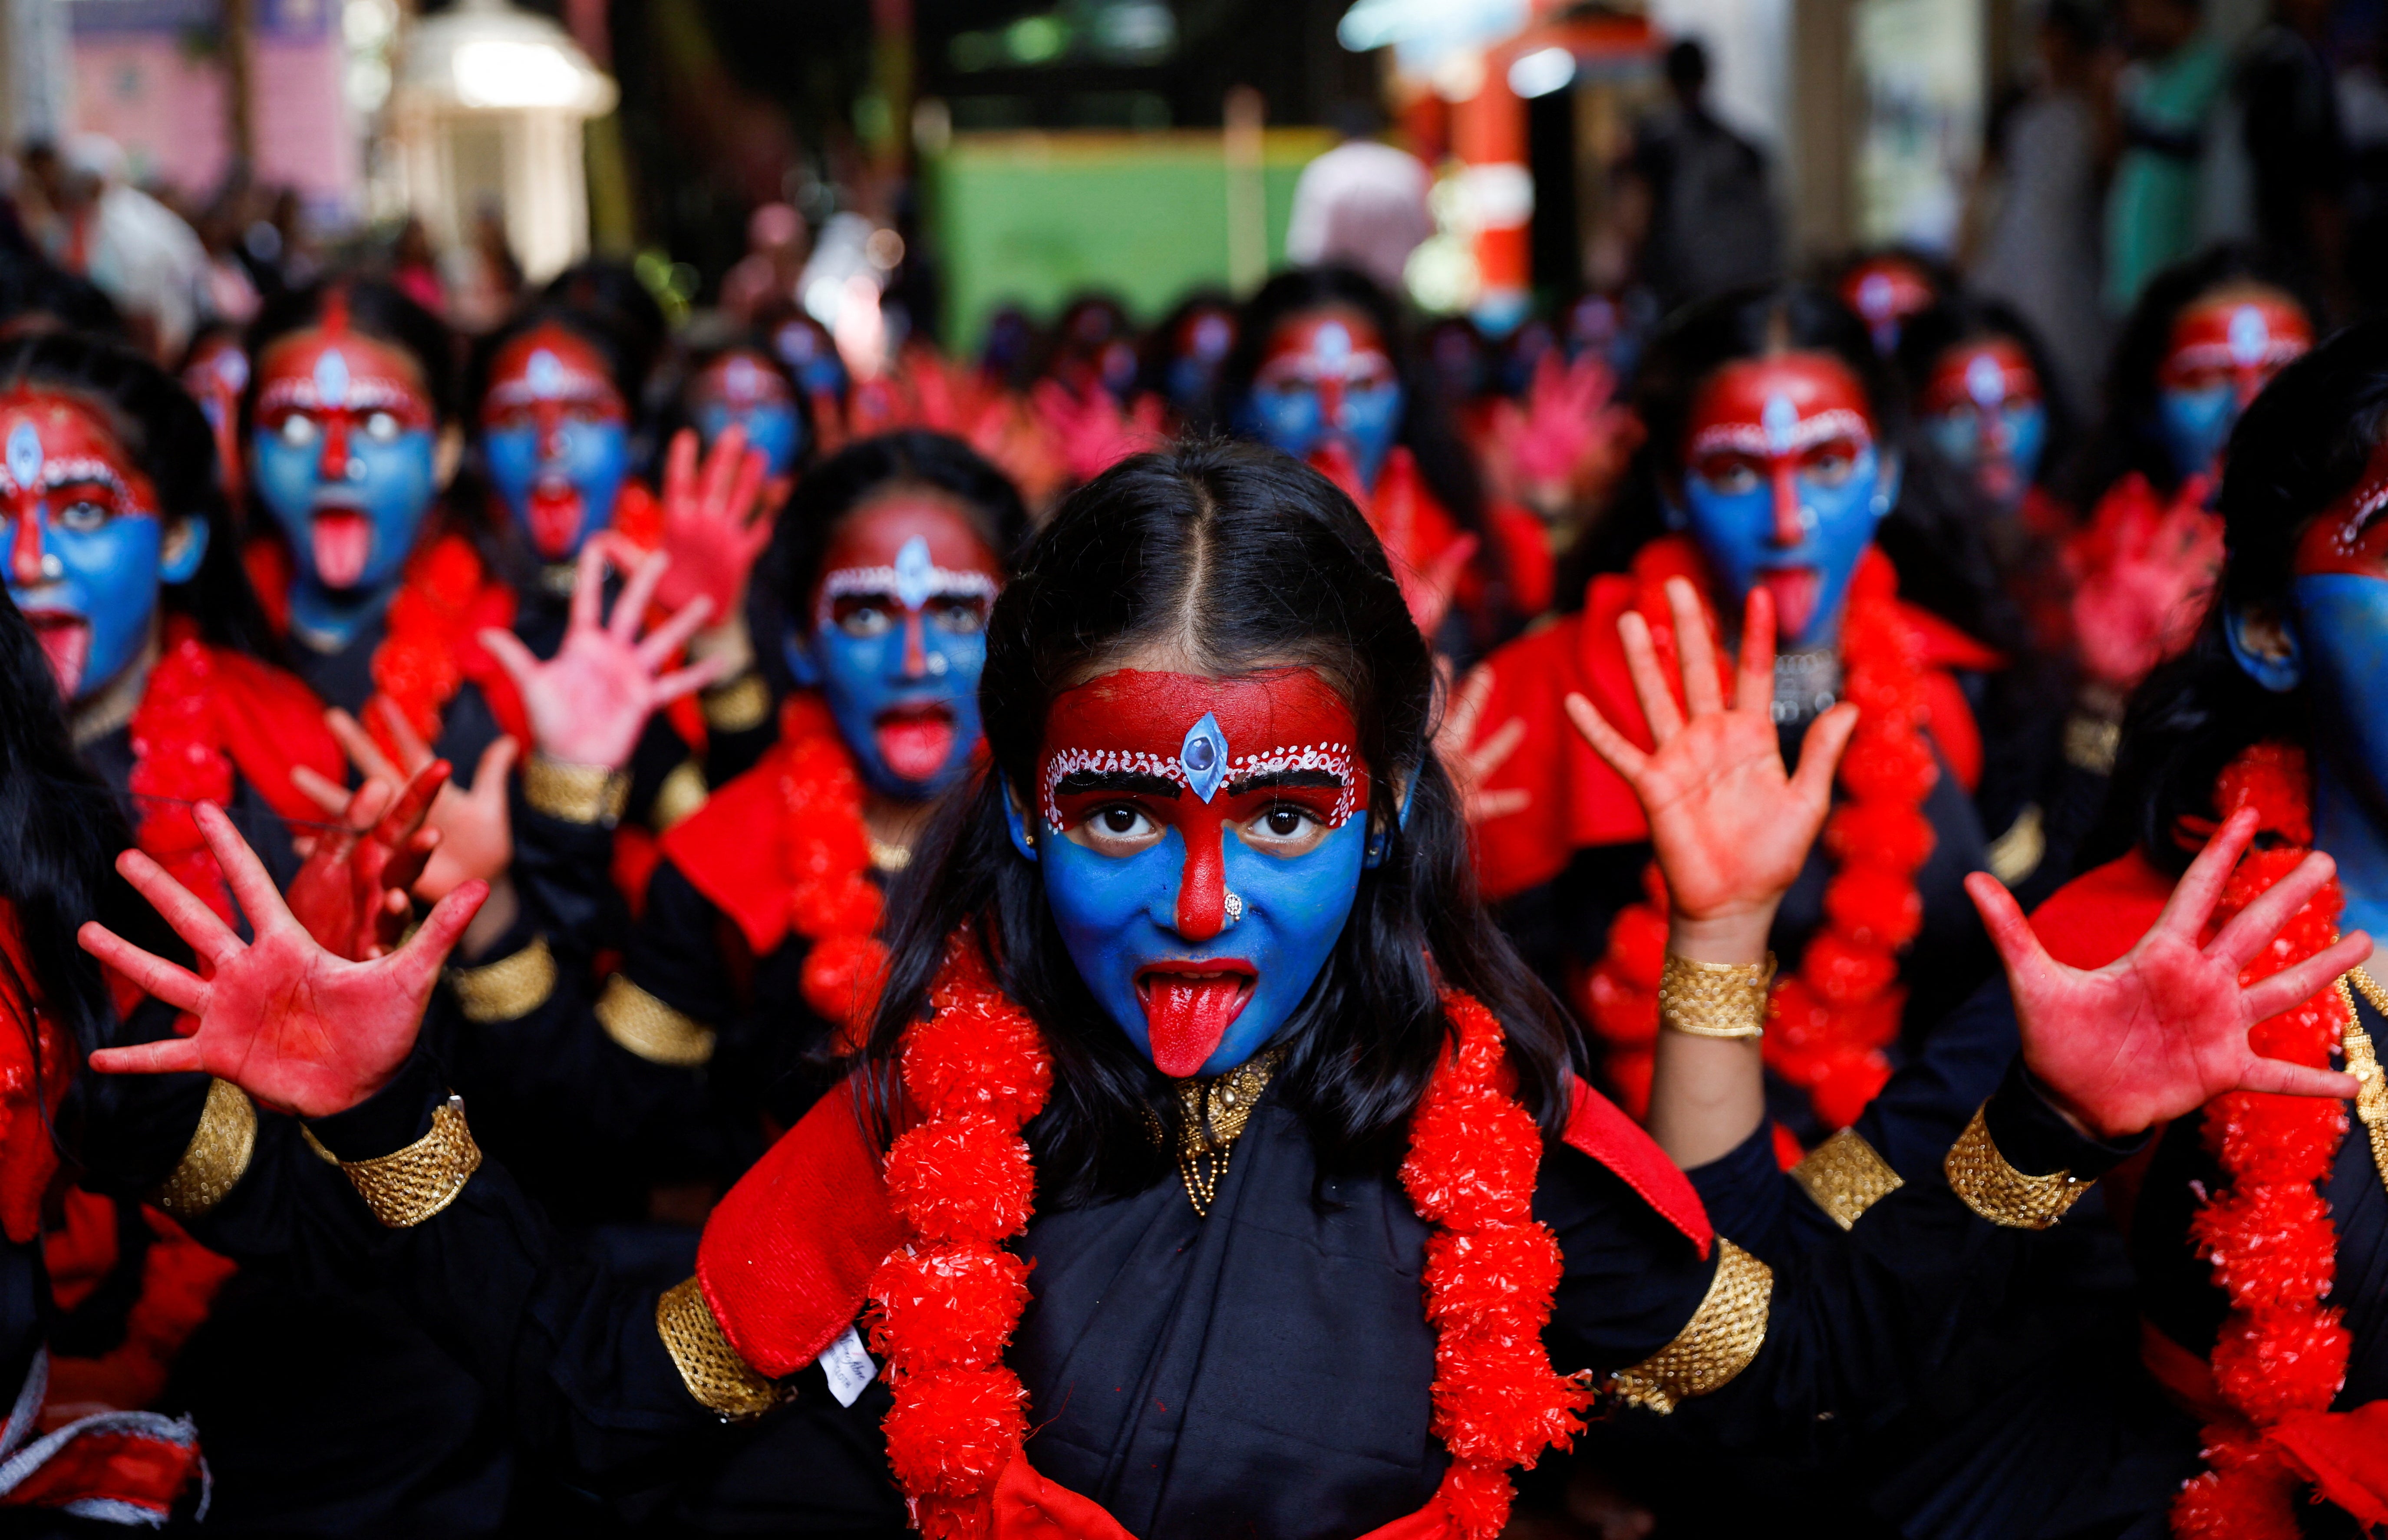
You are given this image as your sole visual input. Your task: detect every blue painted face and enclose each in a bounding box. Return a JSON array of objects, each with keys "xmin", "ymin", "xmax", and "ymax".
[
  {"xmin": 689, "ymin": 353, "xmax": 802, "ymax": 478},
  {"xmin": 251, "ymin": 328, "xmax": 439, "ymax": 633},
  {"xmin": 772, "ymin": 317, "xmax": 849, "ymax": 402},
  {"xmin": 1012, "ymin": 667, "xmax": 1372, "ymax": 1078},
  {"xmin": 0, "ymin": 392, "xmax": 206, "ymax": 702},
  {"xmin": 479, "ymin": 326, "xmax": 631, "ymax": 561},
  {"xmin": 1679, "ymin": 353, "xmax": 1891, "ymax": 650},
  {"xmin": 1236, "ymin": 311, "xmax": 1405, "ymax": 488},
  {"xmin": 1920, "ymin": 340, "xmax": 2046, "ymax": 510},
  {"xmin": 787, "ymin": 498, "xmax": 1003, "ymax": 799},
  {"xmin": 2155, "ymin": 292, "xmax": 2312, "ymax": 485}
]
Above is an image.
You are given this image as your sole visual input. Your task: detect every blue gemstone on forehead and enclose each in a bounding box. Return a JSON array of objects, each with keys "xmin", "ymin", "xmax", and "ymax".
[
  {"xmin": 892, "ymin": 535, "xmax": 935, "ymax": 612},
  {"xmin": 2229, "ymin": 306, "xmax": 2269, "ymax": 367},
  {"xmin": 1761, "ymin": 393, "xmax": 1799, "ymax": 454},
  {"xmin": 5, "ymin": 421, "xmax": 40, "ymax": 489},
  {"xmin": 1181, "ymin": 712, "xmax": 1227, "ymax": 801},
  {"xmin": 315, "ymin": 348, "xmax": 350, "ymax": 409},
  {"xmin": 527, "ymin": 350, "xmax": 564, "ymax": 398},
  {"xmin": 1965, "ymin": 354, "xmax": 2005, "ymax": 407}
]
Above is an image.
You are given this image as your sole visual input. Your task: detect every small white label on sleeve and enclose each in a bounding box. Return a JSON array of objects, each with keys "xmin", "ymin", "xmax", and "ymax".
[{"xmin": 818, "ymin": 1324, "xmax": 876, "ymax": 1408}]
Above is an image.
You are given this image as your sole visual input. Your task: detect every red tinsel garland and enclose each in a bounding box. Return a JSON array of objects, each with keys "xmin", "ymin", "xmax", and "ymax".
[
  {"xmin": 2171, "ymin": 742, "xmax": 2353, "ymax": 1540},
  {"xmin": 865, "ymin": 936, "xmax": 1591, "ymax": 1539},
  {"xmin": 126, "ymin": 623, "xmax": 239, "ymax": 926},
  {"xmin": 368, "ymin": 531, "xmax": 524, "ymax": 754},
  {"xmin": 775, "ymin": 696, "xmax": 890, "ymax": 1046},
  {"xmin": 1577, "ymin": 558, "xmax": 1938, "ymax": 1131}
]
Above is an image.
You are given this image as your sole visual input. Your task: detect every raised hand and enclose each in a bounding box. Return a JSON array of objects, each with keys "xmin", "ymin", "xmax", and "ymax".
[
  {"xmin": 1967, "ymin": 809, "xmax": 2368, "ymax": 1140},
  {"xmin": 652, "ymin": 424, "xmax": 775, "ymax": 620},
  {"xmin": 80, "ymin": 801, "xmax": 487, "ymax": 1118},
  {"xmin": 1436, "ymin": 662, "xmax": 1530, "ymax": 825},
  {"xmin": 295, "ymin": 702, "xmax": 518, "ymax": 902},
  {"xmin": 1567, "ymin": 580, "xmax": 1858, "ymax": 943},
  {"xmin": 285, "ymin": 760, "xmax": 446, "ymax": 962},
  {"xmin": 479, "ymin": 538, "xmax": 729, "ymax": 771}
]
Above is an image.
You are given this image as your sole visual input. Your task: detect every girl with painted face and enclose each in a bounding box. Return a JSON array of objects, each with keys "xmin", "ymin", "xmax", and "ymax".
[
  {"xmin": 1139, "ymin": 289, "xmax": 1237, "ymax": 430},
  {"xmin": 435, "ymin": 431, "xmax": 1024, "ymax": 1224},
  {"xmin": 1453, "ymin": 284, "xmax": 2005, "ymax": 1137},
  {"xmin": 677, "ymin": 336, "xmax": 811, "ymax": 488},
  {"xmin": 1897, "ymin": 297, "xmax": 2068, "ymax": 520},
  {"xmin": 178, "ymin": 321, "xmax": 248, "ymax": 507},
  {"xmin": 470, "ymin": 307, "xmax": 644, "ymax": 577},
  {"xmin": 1610, "ymin": 318, "xmax": 2388, "ymax": 1539},
  {"xmin": 81, "ymin": 438, "xmax": 2336, "ymax": 1537},
  {"xmin": 1223, "ymin": 265, "xmax": 1554, "ymax": 646}
]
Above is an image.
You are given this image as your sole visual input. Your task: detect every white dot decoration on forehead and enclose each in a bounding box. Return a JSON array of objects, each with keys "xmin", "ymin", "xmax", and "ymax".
[
  {"xmin": 817, "ymin": 532, "xmax": 1000, "ymax": 625},
  {"xmin": 314, "ymin": 348, "xmax": 350, "ymax": 410},
  {"xmin": 1966, "ymin": 354, "xmax": 2007, "ymax": 408},
  {"xmin": 1315, "ymin": 322, "xmax": 1352, "ymax": 366},
  {"xmin": 1180, "ymin": 712, "xmax": 1227, "ymax": 801},
  {"xmin": 527, "ymin": 350, "xmax": 565, "ymax": 399},
  {"xmin": 1761, "ymin": 394, "xmax": 1800, "ymax": 454},
  {"xmin": 723, "ymin": 356, "xmax": 762, "ymax": 401},
  {"xmin": 2229, "ymin": 307, "xmax": 2269, "ymax": 369},
  {"xmin": 212, "ymin": 350, "xmax": 249, "ymax": 392},
  {"xmin": 6, "ymin": 421, "xmax": 40, "ymax": 489}
]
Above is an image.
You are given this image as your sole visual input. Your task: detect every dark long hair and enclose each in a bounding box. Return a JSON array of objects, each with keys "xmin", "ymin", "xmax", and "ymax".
[
  {"xmin": 864, "ymin": 439, "xmax": 1575, "ymax": 1208},
  {"xmin": 2089, "ymin": 318, "xmax": 2388, "ymax": 875},
  {"xmin": 749, "ymin": 430, "xmax": 1030, "ymax": 699},
  {"xmin": 0, "ymin": 588, "xmax": 168, "ymax": 1070},
  {"xmin": 2061, "ymin": 244, "xmax": 2320, "ymax": 507},
  {"xmin": 0, "ymin": 330, "xmax": 278, "ymax": 660},
  {"xmin": 1220, "ymin": 267, "xmax": 1514, "ymax": 632}
]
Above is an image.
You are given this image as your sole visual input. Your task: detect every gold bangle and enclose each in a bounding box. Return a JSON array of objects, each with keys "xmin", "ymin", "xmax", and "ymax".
[
  {"xmin": 1608, "ymin": 1238, "xmax": 1773, "ymax": 1413},
  {"xmin": 1658, "ymin": 952, "xmax": 1776, "ymax": 1040},
  {"xmin": 332, "ymin": 1095, "xmax": 483, "ymax": 1229},
  {"xmin": 1790, "ymin": 1128, "xmax": 1904, "ymax": 1231},
  {"xmin": 524, "ymin": 753, "xmax": 630, "ymax": 827},
  {"xmin": 652, "ymin": 759, "xmax": 710, "ymax": 831},
  {"xmin": 446, "ymin": 935, "xmax": 557, "ymax": 1024},
  {"xmin": 596, "ymin": 975, "xmax": 718, "ymax": 1067},
  {"xmin": 700, "ymin": 672, "xmax": 772, "ymax": 733},
  {"xmin": 151, "ymin": 1078, "xmax": 257, "ymax": 1220},
  {"xmin": 1943, "ymin": 1102, "xmax": 2094, "ymax": 1229},
  {"xmin": 657, "ymin": 1276, "xmax": 783, "ymax": 1420}
]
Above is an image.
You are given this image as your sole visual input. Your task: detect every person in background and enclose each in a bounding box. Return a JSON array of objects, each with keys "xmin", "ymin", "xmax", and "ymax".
[
  {"xmin": 1969, "ymin": 0, "xmax": 2114, "ymax": 416},
  {"xmin": 1139, "ymin": 288, "xmax": 1238, "ymax": 431},
  {"xmin": 2227, "ymin": 0, "xmax": 2348, "ymax": 311},
  {"xmin": 1836, "ymin": 249, "xmax": 1951, "ymax": 359},
  {"xmin": 2104, "ymin": 0, "xmax": 2228, "ymax": 316},
  {"xmin": 720, "ymin": 202, "xmax": 809, "ymax": 325},
  {"xmin": 1284, "ymin": 100, "xmax": 1435, "ymax": 299},
  {"xmin": 1616, "ymin": 39, "xmax": 1784, "ymax": 314},
  {"xmin": 17, "ymin": 135, "xmax": 207, "ymax": 363}
]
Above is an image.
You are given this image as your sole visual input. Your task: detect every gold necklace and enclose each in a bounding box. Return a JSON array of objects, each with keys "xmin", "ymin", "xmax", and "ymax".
[
  {"xmin": 1142, "ymin": 1045, "xmax": 1288, "ymax": 1217},
  {"xmin": 2332, "ymin": 962, "xmax": 2388, "ymax": 1196}
]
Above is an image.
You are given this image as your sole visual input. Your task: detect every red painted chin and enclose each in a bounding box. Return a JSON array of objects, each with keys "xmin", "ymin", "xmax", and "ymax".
[
  {"xmin": 1136, "ymin": 961, "xmax": 1257, "ymax": 1078},
  {"xmin": 310, "ymin": 506, "xmax": 372, "ymax": 588},
  {"xmin": 20, "ymin": 608, "xmax": 88, "ymax": 698},
  {"xmin": 1756, "ymin": 567, "xmax": 1821, "ymax": 641},
  {"xmin": 873, "ymin": 703, "xmax": 956, "ymax": 783},
  {"xmin": 527, "ymin": 480, "xmax": 584, "ymax": 558}
]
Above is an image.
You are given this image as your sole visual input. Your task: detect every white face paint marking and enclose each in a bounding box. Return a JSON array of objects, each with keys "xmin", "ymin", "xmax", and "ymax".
[
  {"xmin": 2228, "ymin": 307, "xmax": 2269, "ymax": 369},
  {"xmin": 1965, "ymin": 354, "xmax": 2007, "ymax": 409},
  {"xmin": 314, "ymin": 348, "xmax": 350, "ymax": 409},
  {"xmin": 891, "ymin": 535, "xmax": 936, "ymax": 612},
  {"xmin": 6, "ymin": 421, "xmax": 41, "ymax": 491},
  {"xmin": 1761, "ymin": 393, "xmax": 1800, "ymax": 455},
  {"xmin": 527, "ymin": 350, "xmax": 565, "ymax": 400}
]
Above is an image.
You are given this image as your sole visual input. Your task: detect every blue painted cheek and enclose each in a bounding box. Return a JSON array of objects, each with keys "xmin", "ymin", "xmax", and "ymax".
[
  {"xmin": 1683, "ymin": 449, "xmax": 1884, "ymax": 649},
  {"xmin": 719, "ymin": 404, "xmax": 801, "ymax": 476},
  {"xmin": 559, "ymin": 422, "xmax": 630, "ymax": 541},
  {"xmin": 481, "ymin": 426, "xmax": 541, "ymax": 529},
  {"xmin": 1922, "ymin": 411, "xmax": 1980, "ymax": 468},
  {"xmin": 1237, "ymin": 386, "xmax": 1326, "ymax": 463},
  {"xmin": 1337, "ymin": 382, "xmax": 1405, "ymax": 489},
  {"xmin": 2158, "ymin": 385, "xmax": 2236, "ymax": 483},
  {"xmin": 250, "ymin": 429, "xmax": 323, "ymax": 554},
  {"xmin": 2291, "ymin": 575, "xmax": 2388, "ymax": 779},
  {"xmin": 2005, "ymin": 404, "xmax": 2048, "ymax": 488},
  {"xmin": 15, "ymin": 517, "xmax": 165, "ymax": 700},
  {"xmin": 798, "ymin": 359, "xmax": 848, "ymax": 400}
]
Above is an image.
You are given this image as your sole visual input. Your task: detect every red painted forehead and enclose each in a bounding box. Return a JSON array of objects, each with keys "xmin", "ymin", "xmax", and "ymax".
[
  {"xmin": 482, "ymin": 325, "xmax": 623, "ymax": 414},
  {"xmin": 2294, "ymin": 435, "xmax": 2388, "ymax": 576},
  {"xmin": 2165, "ymin": 293, "xmax": 2311, "ymax": 373},
  {"xmin": 691, "ymin": 350, "xmax": 793, "ymax": 408},
  {"xmin": 1686, "ymin": 353, "xmax": 1875, "ymax": 455},
  {"xmin": 1922, "ymin": 338, "xmax": 2040, "ymax": 413},
  {"xmin": 1261, "ymin": 310, "xmax": 1388, "ymax": 368},
  {"xmin": 1039, "ymin": 667, "xmax": 1364, "ymax": 822},
  {"xmin": 812, "ymin": 492, "xmax": 1003, "ymax": 596},
  {"xmin": 1840, "ymin": 261, "xmax": 1935, "ymax": 323},
  {"xmin": 257, "ymin": 327, "xmax": 432, "ymax": 419},
  {"xmin": 0, "ymin": 387, "xmax": 154, "ymax": 500}
]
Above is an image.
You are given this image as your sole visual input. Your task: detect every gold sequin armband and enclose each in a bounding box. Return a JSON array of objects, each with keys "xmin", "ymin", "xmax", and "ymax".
[
  {"xmin": 524, "ymin": 754, "xmax": 630, "ymax": 827},
  {"xmin": 2337, "ymin": 970, "xmax": 2388, "ymax": 1193},
  {"xmin": 652, "ymin": 759, "xmax": 710, "ymax": 831},
  {"xmin": 700, "ymin": 672, "xmax": 772, "ymax": 733},
  {"xmin": 1658, "ymin": 953, "xmax": 1776, "ymax": 1040},
  {"xmin": 657, "ymin": 1276, "xmax": 782, "ymax": 1420},
  {"xmin": 447, "ymin": 936, "xmax": 557, "ymax": 1024},
  {"xmin": 597, "ymin": 976, "xmax": 718, "ymax": 1067},
  {"xmin": 1609, "ymin": 1239, "xmax": 1772, "ymax": 1413},
  {"xmin": 1943, "ymin": 1103, "xmax": 2094, "ymax": 1229},
  {"xmin": 1791, "ymin": 1128, "xmax": 1904, "ymax": 1231},
  {"xmin": 151, "ymin": 1078, "xmax": 257, "ymax": 1220},
  {"xmin": 321, "ymin": 1096, "xmax": 484, "ymax": 1229}
]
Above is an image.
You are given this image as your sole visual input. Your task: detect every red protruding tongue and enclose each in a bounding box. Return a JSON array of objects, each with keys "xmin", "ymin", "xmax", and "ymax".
[
  {"xmin": 311, "ymin": 508, "xmax": 372, "ymax": 588},
  {"xmin": 874, "ymin": 711, "xmax": 956, "ymax": 782},
  {"xmin": 528, "ymin": 481, "xmax": 584, "ymax": 557},
  {"xmin": 1758, "ymin": 568, "xmax": 1821, "ymax": 642},
  {"xmin": 1141, "ymin": 974, "xmax": 1250, "ymax": 1078},
  {"xmin": 26, "ymin": 614, "xmax": 87, "ymax": 698}
]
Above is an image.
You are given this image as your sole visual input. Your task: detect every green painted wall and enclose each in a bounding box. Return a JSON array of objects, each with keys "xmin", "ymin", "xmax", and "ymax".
[{"xmin": 924, "ymin": 128, "xmax": 1336, "ymax": 353}]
